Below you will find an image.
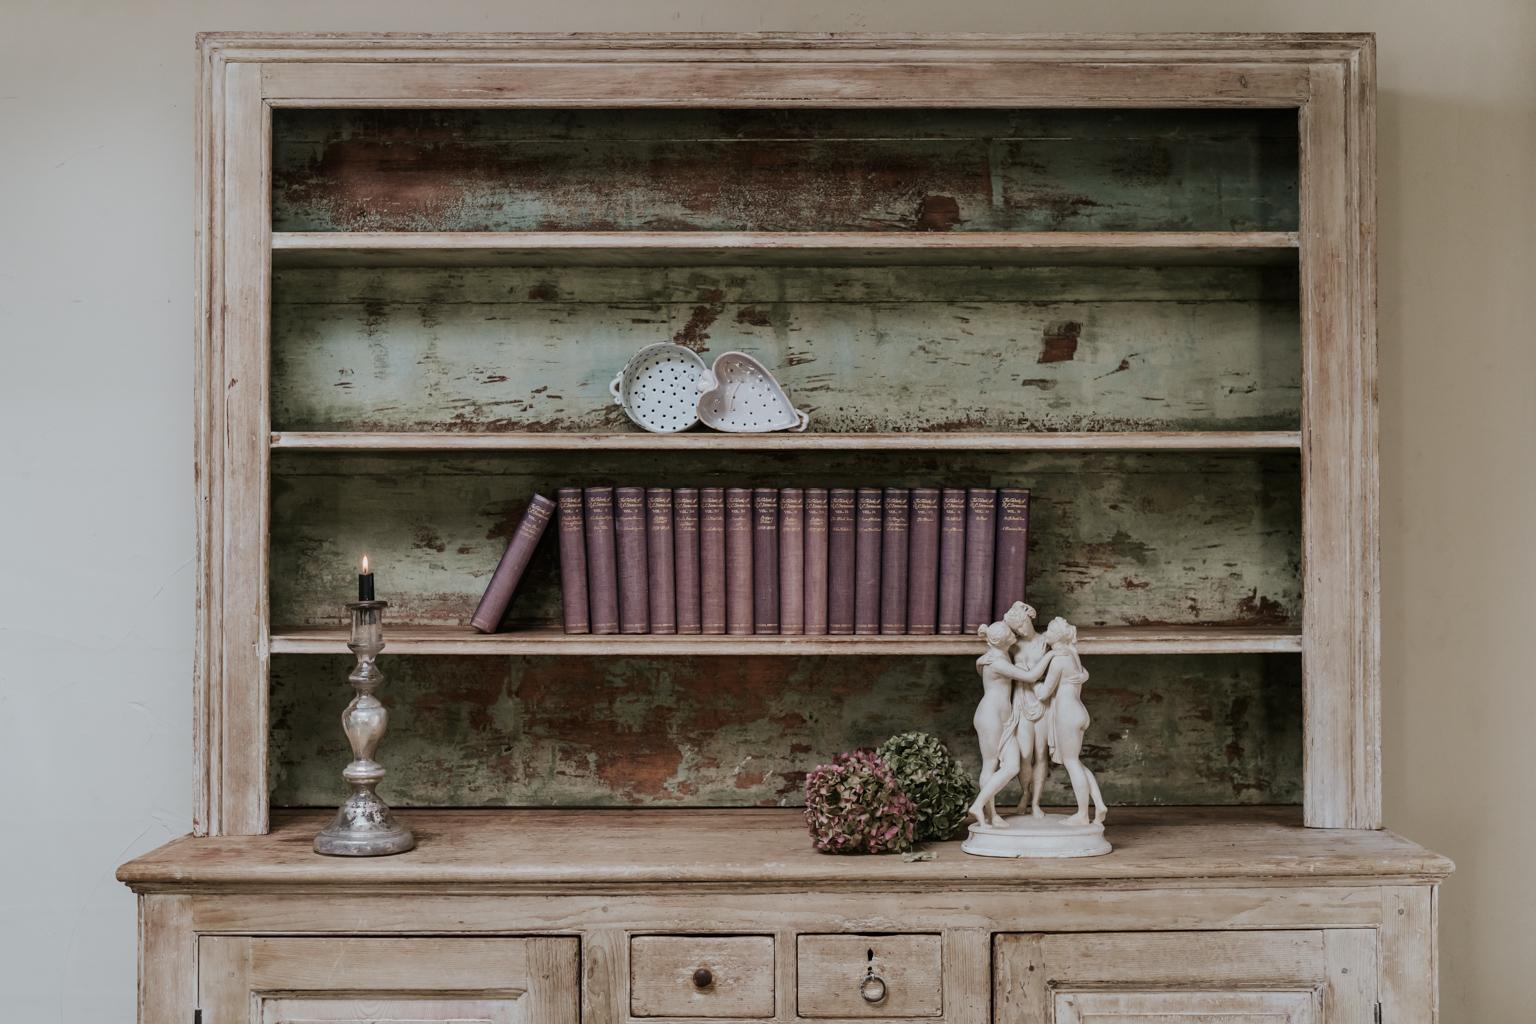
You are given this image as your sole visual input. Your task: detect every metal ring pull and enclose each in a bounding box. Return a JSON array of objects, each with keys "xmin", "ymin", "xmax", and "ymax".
[{"xmin": 859, "ymin": 969, "xmax": 887, "ymax": 1004}]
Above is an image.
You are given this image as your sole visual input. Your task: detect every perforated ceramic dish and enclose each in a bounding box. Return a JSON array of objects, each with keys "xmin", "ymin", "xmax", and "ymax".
[
  {"xmin": 608, "ymin": 343, "xmax": 708, "ymax": 433},
  {"xmin": 697, "ymin": 351, "xmax": 811, "ymax": 433},
  {"xmin": 609, "ymin": 343, "xmax": 810, "ymax": 434}
]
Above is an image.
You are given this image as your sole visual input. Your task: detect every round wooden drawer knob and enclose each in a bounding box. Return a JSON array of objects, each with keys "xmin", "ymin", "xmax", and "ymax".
[
  {"xmin": 860, "ymin": 973, "xmax": 887, "ymax": 1004},
  {"xmin": 693, "ymin": 967, "xmax": 714, "ymax": 989}
]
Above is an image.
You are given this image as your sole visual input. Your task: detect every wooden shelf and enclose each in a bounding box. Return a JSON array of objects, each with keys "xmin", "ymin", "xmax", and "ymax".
[
  {"xmin": 268, "ymin": 624, "xmax": 1302, "ymax": 657},
  {"xmin": 271, "ymin": 230, "xmax": 1300, "ymax": 269},
  {"xmin": 271, "ymin": 430, "xmax": 1302, "ymax": 453},
  {"xmin": 117, "ymin": 807, "xmax": 1453, "ymax": 894}
]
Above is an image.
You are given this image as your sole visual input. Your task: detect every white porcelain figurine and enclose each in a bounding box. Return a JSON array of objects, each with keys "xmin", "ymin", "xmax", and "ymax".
[
  {"xmin": 962, "ymin": 607, "xmax": 1111, "ymax": 858},
  {"xmin": 1003, "ymin": 601, "xmax": 1051, "ymax": 817}
]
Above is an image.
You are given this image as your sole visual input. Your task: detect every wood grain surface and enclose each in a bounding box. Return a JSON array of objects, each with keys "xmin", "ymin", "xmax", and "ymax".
[
  {"xmin": 796, "ymin": 934, "xmax": 943, "ymax": 1017},
  {"xmin": 117, "ymin": 806, "xmax": 1452, "ymax": 892},
  {"xmin": 270, "ymin": 430, "xmax": 1302, "ymax": 452},
  {"xmin": 995, "ymin": 930, "xmax": 1370, "ymax": 1024},
  {"xmin": 631, "ymin": 935, "xmax": 776, "ymax": 1018},
  {"xmin": 270, "ymin": 230, "xmax": 1300, "ymax": 269},
  {"xmin": 267, "ymin": 624, "xmax": 1302, "ymax": 656},
  {"xmin": 198, "ymin": 936, "xmax": 579, "ymax": 1024}
]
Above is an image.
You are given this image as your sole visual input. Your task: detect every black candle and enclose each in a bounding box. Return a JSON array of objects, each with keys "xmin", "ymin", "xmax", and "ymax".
[{"xmin": 358, "ymin": 554, "xmax": 375, "ymax": 602}]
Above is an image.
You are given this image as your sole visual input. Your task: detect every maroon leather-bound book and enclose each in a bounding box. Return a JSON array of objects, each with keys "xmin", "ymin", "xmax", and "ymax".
[
  {"xmin": 962, "ymin": 487, "xmax": 997, "ymax": 633},
  {"xmin": 880, "ymin": 487, "xmax": 910, "ymax": 635},
  {"xmin": 646, "ymin": 487, "xmax": 676, "ymax": 634},
  {"xmin": 615, "ymin": 486, "xmax": 650, "ymax": 634},
  {"xmin": 992, "ymin": 487, "xmax": 1031, "ymax": 620},
  {"xmin": 827, "ymin": 488, "xmax": 856, "ymax": 635},
  {"xmin": 725, "ymin": 488, "xmax": 755, "ymax": 635},
  {"xmin": 673, "ymin": 487, "xmax": 702, "ymax": 634},
  {"xmin": 937, "ymin": 487, "xmax": 967, "ymax": 635},
  {"xmin": 583, "ymin": 486, "xmax": 620, "ymax": 635},
  {"xmin": 470, "ymin": 493, "xmax": 556, "ymax": 633},
  {"xmin": 906, "ymin": 487, "xmax": 940, "ymax": 635},
  {"xmin": 556, "ymin": 487, "xmax": 589, "ymax": 635},
  {"xmin": 699, "ymin": 488, "xmax": 727, "ymax": 634},
  {"xmin": 779, "ymin": 488, "xmax": 805, "ymax": 636},
  {"xmin": 802, "ymin": 488, "xmax": 830, "ymax": 635},
  {"xmin": 753, "ymin": 487, "xmax": 780, "ymax": 634},
  {"xmin": 854, "ymin": 487, "xmax": 883, "ymax": 635}
]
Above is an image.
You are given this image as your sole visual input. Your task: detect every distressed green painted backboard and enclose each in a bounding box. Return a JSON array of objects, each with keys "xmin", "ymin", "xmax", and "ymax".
[{"xmin": 268, "ymin": 106, "xmax": 1303, "ymax": 809}]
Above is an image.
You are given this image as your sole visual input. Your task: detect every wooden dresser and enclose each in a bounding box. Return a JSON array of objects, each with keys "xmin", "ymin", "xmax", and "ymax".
[{"xmin": 119, "ymin": 33, "xmax": 1451, "ymax": 1024}]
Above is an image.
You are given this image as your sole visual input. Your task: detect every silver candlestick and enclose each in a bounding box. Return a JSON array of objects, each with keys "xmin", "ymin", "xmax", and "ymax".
[{"xmin": 314, "ymin": 599, "xmax": 415, "ymax": 856}]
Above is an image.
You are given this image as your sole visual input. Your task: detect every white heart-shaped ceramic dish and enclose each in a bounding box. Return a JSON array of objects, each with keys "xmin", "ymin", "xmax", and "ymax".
[
  {"xmin": 696, "ymin": 351, "xmax": 810, "ymax": 433},
  {"xmin": 608, "ymin": 343, "xmax": 709, "ymax": 433}
]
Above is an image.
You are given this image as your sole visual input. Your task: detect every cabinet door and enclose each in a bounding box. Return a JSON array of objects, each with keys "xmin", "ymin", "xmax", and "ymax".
[
  {"xmin": 199, "ymin": 936, "xmax": 579, "ymax": 1024},
  {"xmin": 995, "ymin": 931, "xmax": 1376, "ymax": 1024}
]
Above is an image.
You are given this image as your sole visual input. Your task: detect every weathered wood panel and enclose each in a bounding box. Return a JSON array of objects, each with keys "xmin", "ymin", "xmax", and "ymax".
[
  {"xmin": 272, "ymin": 109, "xmax": 1298, "ymax": 233},
  {"xmin": 271, "ymin": 264, "xmax": 1299, "ymax": 433},
  {"xmin": 269, "ymin": 450, "xmax": 1301, "ymax": 630},
  {"xmin": 269, "ymin": 652, "xmax": 1301, "ymax": 808}
]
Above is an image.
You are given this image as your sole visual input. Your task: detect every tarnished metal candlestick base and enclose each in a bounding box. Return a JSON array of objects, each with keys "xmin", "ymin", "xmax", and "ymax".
[{"xmin": 314, "ymin": 600, "xmax": 415, "ymax": 857}]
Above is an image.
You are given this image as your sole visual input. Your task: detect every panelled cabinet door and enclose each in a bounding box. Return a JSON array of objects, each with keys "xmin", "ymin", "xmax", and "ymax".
[
  {"xmin": 994, "ymin": 931, "xmax": 1377, "ymax": 1024},
  {"xmin": 198, "ymin": 936, "xmax": 579, "ymax": 1024}
]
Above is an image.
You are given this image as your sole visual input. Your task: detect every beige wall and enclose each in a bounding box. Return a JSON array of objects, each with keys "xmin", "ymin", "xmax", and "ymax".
[{"xmin": 1, "ymin": 1, "xmax": 1530, "ymax": 1019}]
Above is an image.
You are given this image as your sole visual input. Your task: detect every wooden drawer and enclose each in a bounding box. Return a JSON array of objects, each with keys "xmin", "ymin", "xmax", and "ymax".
[
  {"xmin": 631, "ymin": 935, "xmax": 776, "ymax": 1018},
  {"xmin": 796, "ymin": 934, "xmax": 942, "ymax": 1018}
]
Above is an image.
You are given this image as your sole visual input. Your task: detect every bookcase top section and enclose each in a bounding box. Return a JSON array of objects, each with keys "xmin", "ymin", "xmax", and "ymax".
[
  {"xmin": 201, "ymin": 33, "xmax": 1372, "ymax": 113},
  {"xmin": 194, "ymin": 30, "xmax": 1380, "ymax": 833},
  {"xmin": 118, "ymin": 806, "xmax": 1447, "ymax": 894}
]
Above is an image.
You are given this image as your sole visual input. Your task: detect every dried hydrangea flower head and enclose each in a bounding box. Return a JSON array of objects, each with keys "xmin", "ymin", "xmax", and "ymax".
[
  {"xmin": 876, "ymin": 732, "xmax": 975, "ymax": 842},
  {"xmin": 803, "ymin": 749, "xmax": 917, "ymax": 855}
]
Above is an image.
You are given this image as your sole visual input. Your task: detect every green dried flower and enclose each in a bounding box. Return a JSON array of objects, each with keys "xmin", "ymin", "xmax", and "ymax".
[
  {"xmin": 876, "ymin": 731, "xmax": 975, "ymax": 841},
  {"xmin": 803, "ymin": 749, "xmax": 916, "ymax": 855}
]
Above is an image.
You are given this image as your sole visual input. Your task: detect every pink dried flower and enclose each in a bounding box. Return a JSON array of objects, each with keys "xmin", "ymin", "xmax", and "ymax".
[{"xmin": 802, "ymin": 749, "xmax": 917, "ymax": 855}]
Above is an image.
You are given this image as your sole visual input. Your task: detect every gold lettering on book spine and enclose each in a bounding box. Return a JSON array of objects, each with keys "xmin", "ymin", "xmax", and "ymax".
[{"xmin": 912, "ymin": 492, "xmax": 939, "ymax": 524}]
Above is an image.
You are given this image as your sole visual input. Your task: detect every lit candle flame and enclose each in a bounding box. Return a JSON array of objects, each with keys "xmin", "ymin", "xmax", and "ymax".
[{"xmin": 361, "ymin": 554, "xmax": 370, "ymax": 575}]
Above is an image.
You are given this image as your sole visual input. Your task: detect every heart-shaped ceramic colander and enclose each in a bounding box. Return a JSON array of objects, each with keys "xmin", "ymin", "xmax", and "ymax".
[
  {"xmin": 696, "ymin": 351, "xmax": 810, "ymax": 433},
  {"xmin": 608, "ymin": 343, "xmax": 709, "ymax": 433}
]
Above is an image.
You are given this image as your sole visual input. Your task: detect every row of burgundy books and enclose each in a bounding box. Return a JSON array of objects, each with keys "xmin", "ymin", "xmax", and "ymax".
[{"xmin": 471, "ymin": 486, "xmax": 1029, "ymax": 637}]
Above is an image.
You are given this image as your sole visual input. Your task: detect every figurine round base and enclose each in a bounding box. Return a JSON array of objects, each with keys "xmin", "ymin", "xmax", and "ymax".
[{"xmin": 961, "ymin": 813, "xmax": 1111, "ymax": 859}]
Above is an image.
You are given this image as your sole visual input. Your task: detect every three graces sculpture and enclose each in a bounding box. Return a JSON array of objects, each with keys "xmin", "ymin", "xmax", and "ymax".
[{"xmin": 962, "ymin": 602, "xmax": 1111, "ymax": 858}]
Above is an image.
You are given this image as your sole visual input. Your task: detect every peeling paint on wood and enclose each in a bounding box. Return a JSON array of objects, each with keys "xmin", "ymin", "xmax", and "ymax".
[
  {"xmin": 270, "ymin": 450, "xmax": 1301, "ymax": 631},
  {"xmin": 272, "ymin": 264, "xmax": 1299, "ymax": 434},
  {"xmin": 1039, "ymin": 320, "xmax": 1082, "ymax": 363},
  {"xmin": 263, "ymin": 107, "xmax": 1307, "ymax": 817},
  {"xmin": 269, "ymin": 653, "xmax": 1301, "ymax": 808},
  {"xmin": 272, "ymin": 108, "xmax": 1298, "ymax": 233}
]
